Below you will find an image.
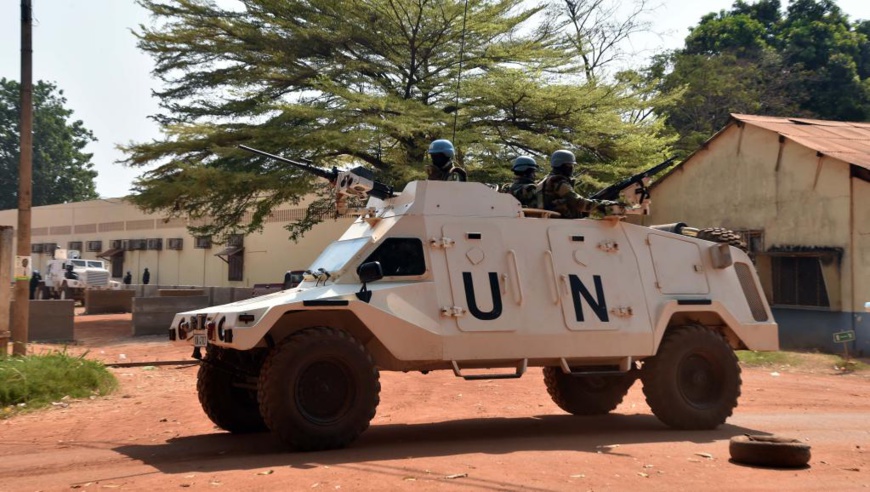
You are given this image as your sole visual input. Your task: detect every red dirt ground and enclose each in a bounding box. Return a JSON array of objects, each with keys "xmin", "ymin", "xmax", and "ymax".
[{"xmin": 1, "ymin": 313, "xmax": 869, "ymax": 491}]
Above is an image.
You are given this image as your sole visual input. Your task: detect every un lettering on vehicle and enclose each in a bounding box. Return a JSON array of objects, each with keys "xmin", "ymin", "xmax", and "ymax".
[{"xmin": 441, "ymin": 223, "xmax": 649, "ymax": 334}]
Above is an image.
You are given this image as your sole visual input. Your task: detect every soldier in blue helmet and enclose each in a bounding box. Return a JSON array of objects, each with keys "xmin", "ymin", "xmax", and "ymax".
[
  {"xmin": 541, "ymin": 150, "xmax": 621, "ymax": 218},
  {"xmin": 503, "ymin": 155, "xmax": 540, "ymax": 208},
  {"xmin": 426, "ymin": 139, "xmax": 467, "ymax": 182}
]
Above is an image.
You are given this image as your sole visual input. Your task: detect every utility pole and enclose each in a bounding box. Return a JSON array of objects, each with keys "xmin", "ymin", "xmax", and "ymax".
[{"xmin": 12, "ymin": 0, "xmax": 33, "ymax": 356}]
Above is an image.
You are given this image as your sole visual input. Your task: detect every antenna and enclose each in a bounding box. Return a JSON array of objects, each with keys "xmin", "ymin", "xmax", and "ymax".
[{"xmin": 452, "ymin": 0, "xmax": 471, "ymax": 142}]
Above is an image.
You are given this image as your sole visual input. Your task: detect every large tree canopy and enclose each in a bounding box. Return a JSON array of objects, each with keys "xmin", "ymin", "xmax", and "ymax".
[
  {"xmin": 650, "ymin": 0, "xmax": 870, "ymax": 152},
  {"xmin": 0, "ymin": 79, "xmax": 98, "ymax": 209},
  {"xmin": 124, "ymin": 0, "xmax": 671, "ymax": 240}
]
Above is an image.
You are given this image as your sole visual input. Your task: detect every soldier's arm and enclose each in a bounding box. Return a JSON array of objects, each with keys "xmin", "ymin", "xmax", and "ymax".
[{"xmin": 556, "ymin": 182, "xmax": 619, "ymax": 215}]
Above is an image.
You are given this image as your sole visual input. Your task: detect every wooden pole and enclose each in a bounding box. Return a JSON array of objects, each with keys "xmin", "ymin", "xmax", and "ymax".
[
  {"xmin": 12, "ymin": 0, "xmax": 33, "ymax": 356},
  {"xmin": 0, "ymin": 226, "xmax": 12, "ymax": 356}
]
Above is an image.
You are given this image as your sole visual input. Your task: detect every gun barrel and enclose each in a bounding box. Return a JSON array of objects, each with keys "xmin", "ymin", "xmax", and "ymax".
[
  {"xmin": 590, "ymin": 156, "xmax": 677, "ymax": 201},
  {"xmin": 239, "ymin": 145, "xmax": 337, "ymax": 181}
]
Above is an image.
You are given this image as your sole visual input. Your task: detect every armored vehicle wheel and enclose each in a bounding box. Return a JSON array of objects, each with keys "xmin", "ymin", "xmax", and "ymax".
[
  {"xmin": 197, "ymin": 346, "xmax": 267, "ymax": 433},
  {"xmin": 696, "ymin": 227, "xmax": 747, "ymax": 252},
  {"xmin": 641, "ymin": 325, "xmax": 741, "ymax": 429},
  {"xmin": 543, "ymin": 368, "xmax": 636, "ymax": 415},
  {"xmin": 258, "ymin": 327, "xmax": 380, "ymax": 451}
]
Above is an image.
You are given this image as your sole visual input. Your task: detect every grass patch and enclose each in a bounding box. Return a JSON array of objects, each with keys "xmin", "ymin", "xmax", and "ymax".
[
  {"xmin": 736, "ymin": 350, "xmax": 801, "ymax": 367},
  {"xmin": 0, "ymin": 350, "xmax": 117, "ymax": 418},
  {"xmin": 737, "ymin": 350, "xmax": 870, "ymax": 373}
]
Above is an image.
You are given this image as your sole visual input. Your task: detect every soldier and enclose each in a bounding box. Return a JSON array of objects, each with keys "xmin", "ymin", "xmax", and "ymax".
[
  {"xmin": 142, "ymin": 267, "xmax": 151, "ymax": 285},
  {"xmin": 505, "ymin": 155, "xmax": 539, "ymax": 208},
  {"xmin": 541, "ymin": 150, "xmax": 620, "ymax": 219},
  {"xmin": 123, "ymin": 271, "xmax": 132, "ymax": 285},
  {"xmin": 426, "ymin": 139, "xmax": 467, "ymax": 182}
]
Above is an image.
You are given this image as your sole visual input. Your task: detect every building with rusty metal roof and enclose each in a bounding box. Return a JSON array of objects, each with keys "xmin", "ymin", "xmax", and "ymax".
[{"xmin": 650, "ymin": 113, "xmax": 870, "ymax": 354}]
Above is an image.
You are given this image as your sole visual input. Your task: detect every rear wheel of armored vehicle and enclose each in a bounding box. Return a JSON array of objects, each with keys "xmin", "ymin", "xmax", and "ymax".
[
  {"xmin": 258, "ymin": 327, "xmax": 380, "ymax": 451},
  {"xmin": 696, "ymin": 227, "xmax": 747, "ymax": 252},
  {"xmin": 542, "ymin": 368, "xmax": 636, "ymax": 415},
  {"xmin": 641, "ymin": 325, "xmax": 741, "ymax": 430},
  {"xmin": 197, "ymin": 347, "xmax": 268, "ymax": 433}
]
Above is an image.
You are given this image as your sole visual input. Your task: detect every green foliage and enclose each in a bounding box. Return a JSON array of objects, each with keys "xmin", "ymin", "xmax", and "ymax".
[
  {"xmin": 735, "ymin": 350, "xmax": 800, "ymax": 367},
  {"xmin": 736, "ymin": 350, "xmax": 870, "ymax": 372},
  {"xmin": 0, "ymin": 79, "xmax": 99, "ymax": 210},
  {"xmin": 0, "ymin": 351, "xmax": 117, "ymax": 418},
  {"xmin": 652, "ymin": 0, "xmax": 870, "ymax": 150},
  {"xmin": 124, "ymin": 0, "xmax": 673, "ymax": 239}
]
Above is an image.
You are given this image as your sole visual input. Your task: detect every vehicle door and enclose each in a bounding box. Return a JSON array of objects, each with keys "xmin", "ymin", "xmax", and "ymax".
[
  {"xmin": 442, "ymin": 223, "xmax": 519, "ymax": 332},
  {"xmin": 546, "ymin": 223, "xmax": 649, "ymax": 333}
]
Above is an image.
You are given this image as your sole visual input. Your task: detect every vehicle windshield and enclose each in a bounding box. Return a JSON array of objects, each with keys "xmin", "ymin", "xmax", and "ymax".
[
  {"xmin": 70, "ymin": 260, "xmax": 104, "ymax": 268},
  {"xmin": 308, "ymin": 237, "xmax": 370, "ymax": 274}
]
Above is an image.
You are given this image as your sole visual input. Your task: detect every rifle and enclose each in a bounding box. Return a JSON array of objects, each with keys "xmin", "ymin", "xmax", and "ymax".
[
  {"xmin": 239, "ymin": 145, "xmax": 394, "ymax": 200},
  {"xmin": 590, "ymin": 156, "xmax": 677, "ymax": 215}
]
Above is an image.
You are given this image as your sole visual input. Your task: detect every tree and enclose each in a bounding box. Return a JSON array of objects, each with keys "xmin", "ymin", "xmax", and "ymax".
[
  {"xmin": 123, "ymin": 0, "xmax": 672, "ymax": 240},
  {"xmin": 0, "ymin": 79, "xmax": 98, "ymax": 209},
  {"xmin": 558, "ymin": 0, "xmax": 655, "ymax": 81},
  {"xmin": 651, "ymin": 0, "xmax": 870, "ymax": 150}
]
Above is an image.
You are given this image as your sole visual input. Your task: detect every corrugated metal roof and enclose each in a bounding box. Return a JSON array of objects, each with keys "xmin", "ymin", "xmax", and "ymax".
[{"xmin": 732, "ymin": 113, "xmax": 870, "ymax": 170}]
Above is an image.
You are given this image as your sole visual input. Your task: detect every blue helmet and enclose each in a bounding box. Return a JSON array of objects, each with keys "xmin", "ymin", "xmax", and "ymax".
[
  {"xmin": 511, "ymin": 156, "xmax": 539, "ymax": 173},
  {"xmin": 549, "ymin": 149, "xmax": 576, "ymax": 168},
  {"xmin": 428, "ymin": 139, "xmax": 455, "ymax": 158}
]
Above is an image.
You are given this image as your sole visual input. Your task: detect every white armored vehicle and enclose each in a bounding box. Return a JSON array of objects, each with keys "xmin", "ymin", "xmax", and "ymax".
[
  {"xmin": 37, "ymin": 249, "xmax": 121, "ymax": 302},
  {"xmin": 169, "ymin": 163, "xmax": 779, "ymax": 452}
]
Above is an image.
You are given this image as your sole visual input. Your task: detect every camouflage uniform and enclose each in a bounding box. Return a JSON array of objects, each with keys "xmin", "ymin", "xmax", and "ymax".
[
  {"xmin": 427, "ymin": 165, "xmax": 467, "ymax": 182},
  {"xmin": 541, "ymin": 174, "xmax": 616, "ymax": 218},
  {"xmin": 506, "ymin": 176, "xmax": 538, "ymax": 208}
]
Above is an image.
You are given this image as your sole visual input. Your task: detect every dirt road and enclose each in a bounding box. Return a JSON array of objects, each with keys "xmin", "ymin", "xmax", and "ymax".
[{"xmin": 1, "ymin": 314, "xmax": 868, "ymax": 491}]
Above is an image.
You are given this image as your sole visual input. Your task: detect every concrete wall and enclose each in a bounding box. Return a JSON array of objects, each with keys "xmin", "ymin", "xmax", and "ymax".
[
  {"xmin": 131, "ymin": 296, "xmax": 209, "ymax": 336},
  {"xmin": 853, "ymin": 177, "xmax": 870, "ymax": 315},
  {"xmin": 159, "ymin": 289, "xmax": 205, "ymax": 297},
  {"xmin": 773, "ymin": 308, "xmax": 870, "ymax": 356},
  {"xmin": 85, "ymin": 290, "xmax": 135, "ymax": 314},
  {"xmin": 207, "ymin": 287, "xmax": 255, "ymax": 306},
  {"xmin": 650, "ymin": 122, "xmax": 868, "ymax": 352},
  {"xmin": 652, "ymin": 124, "xmax": 852, "ymax": 252},
  {"xmin": 0, "ymin": 196, "xmax": 354, "ymax": 287},
  {"xmin": 10, "ymin": 300, "xmax": 74, "ymax": 342}
]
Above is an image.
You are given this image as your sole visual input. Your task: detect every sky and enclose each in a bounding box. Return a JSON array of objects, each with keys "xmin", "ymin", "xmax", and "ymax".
[{"xmin": 1, "ymin": 0, "xmax": 870, "ymax": 199}]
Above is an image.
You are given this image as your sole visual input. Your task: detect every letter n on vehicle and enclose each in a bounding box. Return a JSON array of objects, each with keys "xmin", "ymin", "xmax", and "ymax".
[{"xmin": 569, "ymin": 274, "xmax": 609, "ymax": 323}]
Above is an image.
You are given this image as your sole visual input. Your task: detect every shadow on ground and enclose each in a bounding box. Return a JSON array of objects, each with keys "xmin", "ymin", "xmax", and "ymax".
[{"xmin": 113, "ymin": 413, "xmax": 763, "ymax": 474}]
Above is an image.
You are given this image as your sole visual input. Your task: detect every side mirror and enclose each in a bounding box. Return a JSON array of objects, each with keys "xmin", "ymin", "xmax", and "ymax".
[{"xmin": 357, "ymin": 261, "xmax": 383, "ymax": 284}]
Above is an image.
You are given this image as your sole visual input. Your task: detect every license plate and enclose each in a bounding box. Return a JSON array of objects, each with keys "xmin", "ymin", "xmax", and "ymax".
[{"xmin": 193, "ymin": 331, "xmax": 207, "ymax": 347}]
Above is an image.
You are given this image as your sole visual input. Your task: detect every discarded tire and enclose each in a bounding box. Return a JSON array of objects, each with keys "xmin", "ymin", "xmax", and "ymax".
[{"xmin": 729, "ymin": 435, "xmax": 811, "ymax": 468}]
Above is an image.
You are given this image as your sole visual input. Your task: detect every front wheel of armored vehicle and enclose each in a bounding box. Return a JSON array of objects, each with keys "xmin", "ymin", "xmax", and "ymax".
[
  {"xmin": 543, "ymin": 368, "xmax": 636, "ymax": 415},
  {"xmin": 641, "ymin": 325, "xmax": 741, "ymax": 429},
  {"xmin": 197, "ymin": 346, "xmax": 268, "ymax": 433},
  {"xmin": 258, "ymin": 327, "xmax": 380, "ymax": 451}
]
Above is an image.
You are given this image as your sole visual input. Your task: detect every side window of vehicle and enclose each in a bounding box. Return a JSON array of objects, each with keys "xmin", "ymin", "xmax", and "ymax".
[{"xmin": 364, "ymin": 238, "xmax": 426, "ymax": 276}]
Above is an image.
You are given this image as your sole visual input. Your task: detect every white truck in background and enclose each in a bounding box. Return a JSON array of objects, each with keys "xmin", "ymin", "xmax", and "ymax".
[{"xmin": 36, "ymin": 249, "xmax": 121, "ymax": 302}]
